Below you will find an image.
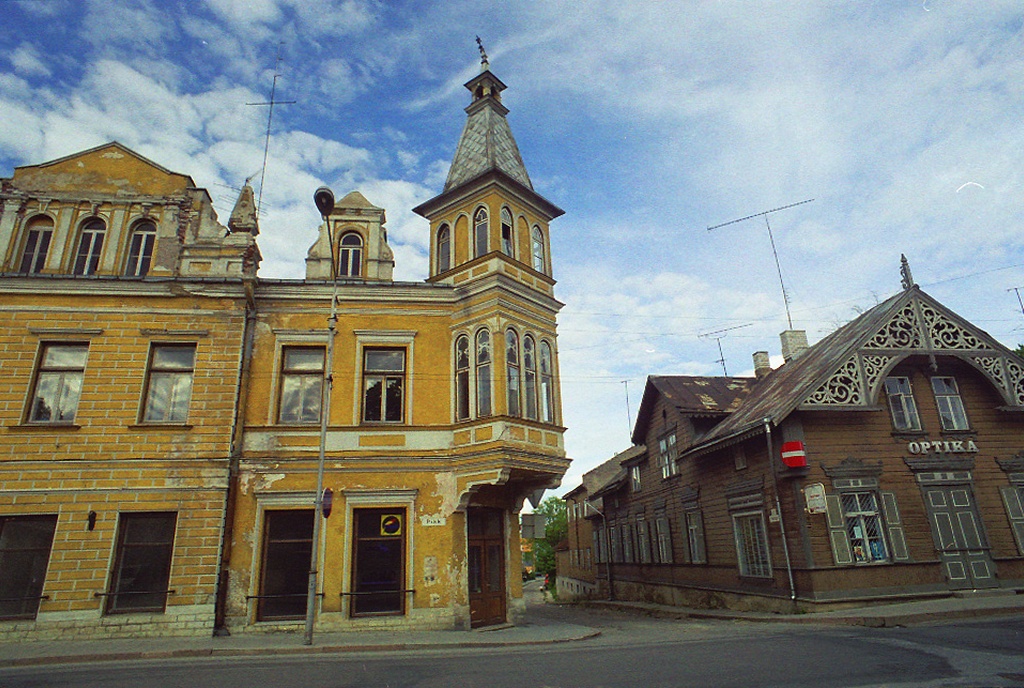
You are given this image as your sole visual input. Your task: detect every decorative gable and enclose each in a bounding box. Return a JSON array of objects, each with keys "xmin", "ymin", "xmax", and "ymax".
[{"xmin": 802, "ymin": 293, "xmax": 1024, "ymax": 410}]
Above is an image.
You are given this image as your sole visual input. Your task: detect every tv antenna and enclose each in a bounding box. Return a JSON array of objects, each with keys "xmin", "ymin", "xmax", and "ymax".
[
  {"xmin": 622, "ymin": 379, "xmax": 632, "ymax": 438},
  {"xmin": 708, "ymin": 198, "xmax": 814, "ymax": 329},
  {"xmin": 247, "ymin": 42, "xmax": 296, "ymax": 219},
  {"xmin": 698, "ymin": 323, "xmax": 753, "ymax": 376},
  {"xmin": 1009, "ymin": 287, "xmax": 1024, "ymax": 318}
]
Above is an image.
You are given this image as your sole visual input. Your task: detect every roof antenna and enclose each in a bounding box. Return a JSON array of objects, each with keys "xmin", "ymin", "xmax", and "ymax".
[
  {"xmin": 708, "ymin": 198, "xmax": 814, "ymax": 330},
  {"xmin": 247, "ymin": 42, "xmax": 297, "ymax": 219},
  {"xmin": 698, "ymin": 323, "xmax": 753, "ymax": 376},
  {"xmin": 475, "ymin": 35, "xmax": 489, "ymax": 71}
]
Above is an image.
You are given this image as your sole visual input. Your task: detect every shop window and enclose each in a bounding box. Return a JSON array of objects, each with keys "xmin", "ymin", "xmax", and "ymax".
[
  {"xmin": 658, "ymin": 432, "xmax": 678, "ymax": 479},
  {"xmin": 437, "ymin": 224, "xmax": 451, "ymax": 272},
  {"xmin": 884, "ymin": 376, "xmax": 921, "ymax": 431},
  {"xmin": 362, "ymin": 348, "xmax": 405, "ymax": 423},
  {"xmin": 840, "ymin": 492, "xmax": 889, "ymax": 563},
  {"xmin": 73, "ymin": 218, "xmax": 106, "ymax": 276},
  {"xmin": 931, "ymin": 377, "xmax": 969, "ymax": 431},
  {"xmin": 732, "ymin": 511, "xmax": 771, "ymax": 578},
  {"xmin": 124, "ymin": 220, "xmax": 156, "ymax": 277},
  {"xmin": 338, "ymin": 232, "xmax": 363, "ymax": 277},
  {"xmin": 278, "ymin": 346, "xmax": 324, "ymax": 424},
  {"xmin": 506, "ymin": 329, "xmax": 521, "ymax": 417},
  {"xmin": 473, "ymin": 207, "xmax": 488, "ymax": 258},
  {"xmin": 475, "ymin": 330, "xmax": 492, "ymax": 417},
  {"xmin": 825, "ymin": 483, "xmax": 908, "ymax": 565},
  {"xmin": 351, "ymin": 508, "xmax": 406, "ymax": 616},
  {"xmin": 0, "ymin": 515, "xmax": 57, "ymax": 620},
  {"xmin": 142, "ymin": 344, "xmax": 196, "ymax": 423},
  {"xmin": 17, "ymin": 215, "xmax": 53, "ymax": 274},
  {"xmin": 27, "ymin": 342, "xmax": 88, "ymax": 423},
  {"xmin": 258, "ymin": 509, "xmax": 313, "ymax": 620},
  {"xmin": 106, "ymin": 512, "xmax": 176, "ymax": 614}
]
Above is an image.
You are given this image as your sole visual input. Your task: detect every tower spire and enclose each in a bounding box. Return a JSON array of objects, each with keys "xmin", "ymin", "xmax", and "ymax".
[{"xmin": 475, "ymin": 36, "xmax": 489, "ymax": 72}]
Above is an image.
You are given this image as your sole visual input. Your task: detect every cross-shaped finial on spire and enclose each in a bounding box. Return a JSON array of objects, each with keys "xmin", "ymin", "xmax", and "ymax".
[
  {"xmin": 900, "ymin": 254, "xmax": 915, "ymax": 290},
  {"xmin": 475, "ymin": 36, "xmax": 489, "ymax": 71}
]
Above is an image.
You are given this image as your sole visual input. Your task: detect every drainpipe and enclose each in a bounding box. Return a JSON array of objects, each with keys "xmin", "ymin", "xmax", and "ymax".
[
  {"xmin": 763, "ymin": 417, "xmax": 796, "ymax": 604},
  {"xmin": 214, "ymin": 280, "xmax": 257, "ymax": 636}
]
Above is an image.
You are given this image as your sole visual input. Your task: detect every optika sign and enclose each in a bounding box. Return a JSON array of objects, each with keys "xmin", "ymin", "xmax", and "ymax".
[{"xmin": 907, "ymin": 440, "xmax": 979, "ymax": 455}]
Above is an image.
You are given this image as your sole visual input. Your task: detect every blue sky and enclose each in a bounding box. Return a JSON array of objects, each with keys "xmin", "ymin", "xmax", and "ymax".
[{"xmin": 3, "ymin": 1, "xmax": 1023, "ymax": 495}]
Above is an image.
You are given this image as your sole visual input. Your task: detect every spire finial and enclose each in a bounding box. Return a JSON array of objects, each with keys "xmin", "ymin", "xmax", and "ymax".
[
  {"xmin": 900, "ymin": 254, "xmax": 915, "ymax": 290},
  {"xmin": 475, "ymin": 36, "xmax": 489, "ymax": 71}
]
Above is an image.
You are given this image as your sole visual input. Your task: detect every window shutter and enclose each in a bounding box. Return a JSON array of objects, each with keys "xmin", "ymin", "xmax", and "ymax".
[
  {"xmin": 999, "ymin": 486, "xmax": 1024, "ymax": 555},
  {"xmin": 825, "ymin": 494, "xmax": 853, "ymax": 565},
  {"xmin": 880, "ymin": 491, "xmax": 910, "ymax": 561}
]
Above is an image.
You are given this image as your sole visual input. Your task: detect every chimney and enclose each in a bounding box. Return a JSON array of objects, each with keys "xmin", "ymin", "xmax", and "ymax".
[
  {"xmin": 753, "ymin": 351, "xmax": 772, "ymax": 379},
  {"xmin": 780, "ymin": 330, "xmax": 808, "ymax": 362}
]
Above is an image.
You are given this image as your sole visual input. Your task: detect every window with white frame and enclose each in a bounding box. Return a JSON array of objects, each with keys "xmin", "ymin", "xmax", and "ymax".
[
  {"xmin": 658, "ymin": 432, "xmax": 678, "ymax": 479},
  {"xmin": 473, "ymin": 207, "xmax": 488, "ymax": 258},
  {"xmin": 73, "ymin": 218, "xmax": 106, "ymax": 276},
  {"xmin": 884, "ymin": 376, "xmax": 921, "ymax": 431},
  {"xmin": 28, "ymin": 342, "xmax": 88, "ymax": 423},
  {"xmin": 436, "ymin": 224, "xmax": 451, "ymax": 273},
  {"xmin": 931, "ymin": 377, "xmax": 969, "ymax": 431},
  {"xmin": 142, "ymin": 344, "xmax": 196, "ymax": 423},
  {"xmin": 841, "ymin": 492, "xmax": 889, "ymax": 564},
  {"xmin": 733, "ymin": 511, "xmax": 772, "ymax": 578},
  {"xmin": 338, "ymin": 232, "xmax": 363, "ymax": 277},
  {"xmin": 124, "ymin": 220, "xmax": 156, "ymax": 277},
  {"xmin": 362, "ymin": 348, "xmax": 405, "ymax": 423},
  {"xmin": 17, "ymin": 215, "xmax": 53, "ymax": 274},
  {"xmin": 630, "ymin": 465, "xmax": 642, "ymax": 492},
  {"xmin": 475, "ymin": 329, "xmax": 492, "ymax": 417},
  {"xmin": 539, "ymin": 341, "xmax": 555, "ymax": 423},
  {"xmin": 278, "ymin": 346, "xmax": 324, "ymax": 424},
  {"xmin": 531, "ymin": 225, "xmax": 545, "ymax": 273},
  {"xmin": 523, "ymin": 335, "xmax": 538, "ymax": 420},
  {"xmin": 500, "ymin": 207, "xmax": 514, "ymax": 257}
]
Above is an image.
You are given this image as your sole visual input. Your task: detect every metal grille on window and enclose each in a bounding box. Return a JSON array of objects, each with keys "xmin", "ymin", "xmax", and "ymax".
[{"xmin": 841, "ymin": 492, "xmax": 889, "ymax": 563}]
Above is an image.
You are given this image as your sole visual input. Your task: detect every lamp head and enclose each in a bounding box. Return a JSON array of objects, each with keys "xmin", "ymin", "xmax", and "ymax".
[{"xmin": 313, "ymin": 186, "xmax": 335, "ymax": 219}]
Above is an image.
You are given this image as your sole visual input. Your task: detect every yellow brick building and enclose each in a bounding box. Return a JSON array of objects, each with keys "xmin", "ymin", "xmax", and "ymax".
[{"xmin": 0, "ymin": 62, "xmax": 569, "ymax": 638}]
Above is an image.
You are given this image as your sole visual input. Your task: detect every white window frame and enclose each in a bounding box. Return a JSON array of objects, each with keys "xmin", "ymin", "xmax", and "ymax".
[
  {"xmin": 841, "ymin": 491, "xmax": 890, "ymax": 564},
  {"xmin": 884, "ymin": 376, "xmax": 921, "ymax": 431},
  {"xmin": 931, "ymin": 376, "xmax": 969, "ymax": 431},
  {"xmin": 658, "ymin": 432, "xmax": 678, "ymax": 479}
]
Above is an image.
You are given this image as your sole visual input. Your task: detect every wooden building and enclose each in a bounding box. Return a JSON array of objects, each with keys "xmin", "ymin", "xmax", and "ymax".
[
  {"xmin": 584, "ymin": 272, "xmax": 1024, "ymax": 610},
  {"xmin": 0, "ymin": 61, "xmax": 571, "ymax": 639}
]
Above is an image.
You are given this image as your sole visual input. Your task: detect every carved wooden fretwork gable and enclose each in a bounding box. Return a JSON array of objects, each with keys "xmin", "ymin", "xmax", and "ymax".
[{"xmin": 801, "ymin": 294, "xmax": 1024, "ymax": 409}]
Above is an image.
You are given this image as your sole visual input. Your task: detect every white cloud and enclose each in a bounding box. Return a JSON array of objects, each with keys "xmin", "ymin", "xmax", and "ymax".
[{"xmin": 10, "ymin": 44, "xmax": 51, "ymax": 78}]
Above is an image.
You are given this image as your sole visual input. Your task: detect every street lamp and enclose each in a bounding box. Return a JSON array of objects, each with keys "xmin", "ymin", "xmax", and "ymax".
[{"xmin": 304, "ymin": 186, "xmax": 337, "ymax": 645}]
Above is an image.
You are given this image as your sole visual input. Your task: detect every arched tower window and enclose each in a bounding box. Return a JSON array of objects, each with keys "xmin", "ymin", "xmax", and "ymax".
[
  {"xmin": 506, "ymin": 329, "xmax": 521, "ymax": 417},
  {"xmin": 523, "ymin": 335, "xmax": 538, "ymax": 420},
  {"xmin": 475, "ymin": 329, "xmax": 492, "ymax": 417},
  {"xmin": 125, "ymin": 220, "xmax": 157, "ymax": 277},
  {"xmin": 473, "ymin": 207, "xmax": 488, "ymax": 258},
  {"xmin": 17, "ymin": 215, "xmax": 54, "ymax": 274},
  {"xmin": 531, "ymin": 225, "xmax": 546, "ymax": 274},
  {"xmin": 539, "ymin": 340, "xmax": 555, "ymax": 423},
  {"xmin": 437, "ymin": 224, "xmax": 451, "ymax": 273},
  {"xmin": 73, "ymin": 218, "xmax": 106, "ymax": 276},
  {"xmin": 455, "ymin": 334, "xmax": 470, "ymax": 421},
  {"xmin": 338, "ymin": 232, "xmax": 363, "ymax": 277},
  {"xmin": 500, "ymin": 208, "xmax": 514, "ymax": 257}
]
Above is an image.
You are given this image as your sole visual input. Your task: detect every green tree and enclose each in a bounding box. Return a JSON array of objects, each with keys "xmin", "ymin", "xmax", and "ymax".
[
  {"xmin": 532, "ymin": 496, "xmax": 567, "ymax": 578},
  {"xmin": 1015, "ymin": 344, "xmax": 1024, "ymax": 358}
]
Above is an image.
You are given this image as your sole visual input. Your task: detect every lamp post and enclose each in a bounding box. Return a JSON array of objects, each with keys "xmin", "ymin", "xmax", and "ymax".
[{"xmin": 304, "ymin": 186, "xmax": 337, "ymax": 645}]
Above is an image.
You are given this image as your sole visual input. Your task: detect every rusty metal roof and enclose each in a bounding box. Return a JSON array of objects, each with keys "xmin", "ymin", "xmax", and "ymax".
[{"xmin": 631, "ymin": 375, "xmax": 757, "ymax": 444}]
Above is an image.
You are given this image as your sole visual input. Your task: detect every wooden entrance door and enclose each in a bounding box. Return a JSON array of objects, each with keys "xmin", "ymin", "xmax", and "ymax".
[
  {"xmin": 922, "ymin": 485, "xmax": 997, "ymax": 589},
  {"xmin": 468, "ymin": 508, "xmax": 506, "ymax": 628}
]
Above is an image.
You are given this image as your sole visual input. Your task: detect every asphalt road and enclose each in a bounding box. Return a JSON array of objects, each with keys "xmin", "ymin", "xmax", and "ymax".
[{"xmin": 2, "ymin": 586, "xmax": 1022, "ymax": 688}]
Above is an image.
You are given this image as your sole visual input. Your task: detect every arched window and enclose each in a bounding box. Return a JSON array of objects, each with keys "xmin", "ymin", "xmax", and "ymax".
[
  {"xmin": 475, "ymin": 329, "xmax": 492, "ymax": 417},
  {"xmin": 73, "ymin": 218, "xmax": 106, "ymax": 276},
  {"xmin": 506, "ymin": 329, "xmax": 521, "ymax": 417},
  {"xmin": 523, "ymin": 335, "xmax": 538, "ymax": 420},
  {"xmin": 17, "ymin": 215, "xmax": 54, "ymax": 274},
  {"xmin": 500, "ymin": 208, "xmax": 514, "ymax": 257},
  {"xmin": 539, "ymin": 341, "xmax": 555, "ymax": 423},
  {"xmin": 124, "ymin": 220, "xmax": 157, "ymax": 277},
  {"xmin": 473, "ymin": 207, "xmax": 488, "ymax": 258},
  {"xmin": 455, "ymin": 334, "xmax": 470, "ymax": 421},
  {"xmin": 531, "ymin": 225, "xmax": 546, "ymax": 273},
  {"xmin": 338, "ymin": 232, "xmax": 363, "ymax": 277},
  {"xmin": 437, "ymin": 224, "xmax": 451, "ymax": 273}
]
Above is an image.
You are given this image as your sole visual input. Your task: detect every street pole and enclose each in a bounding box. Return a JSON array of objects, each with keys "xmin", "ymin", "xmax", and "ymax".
[{"xmin": 304, "ymin": 187, "xmax": 338, "ymax": 645}]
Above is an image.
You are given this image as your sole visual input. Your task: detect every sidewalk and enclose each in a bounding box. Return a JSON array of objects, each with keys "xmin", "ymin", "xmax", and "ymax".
[{"xmin": 583, "ymin": 588, "xmax": 1024, "ymax": 628}]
